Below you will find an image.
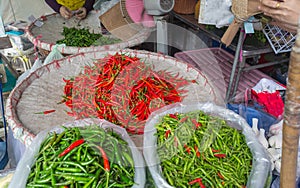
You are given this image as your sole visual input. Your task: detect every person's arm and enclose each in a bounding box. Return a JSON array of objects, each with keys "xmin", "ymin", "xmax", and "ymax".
[
  {"xmin": 45, "ymin": 0, "xmax": 62, "ymax": 13},
  {"xmin": 258, "ymin": 0, "xmax": 300, "ymax": 33},
  {"xmin": 45, "ymin": 0, "xmax": 72, "ymax": 19},
  {"xmin": 83, "ymin": 0, "xmax": 95, "ymax": 13},
  {"xmin": 75, "ymin": 0, "xmax": 95, "ymax": 19}
]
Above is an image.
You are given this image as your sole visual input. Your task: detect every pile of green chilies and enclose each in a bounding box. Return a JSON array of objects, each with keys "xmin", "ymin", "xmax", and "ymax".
[
  {"xmin": 56, "ymin": 27, "xmax": 102, "ymax": 47},
  {"xmin": 56, "ymin": 27, "xmax": 121, "ymax": 47},
  {"xmin": 26, "ymin": 126, "xmax": 135, "ymax": 188},
  {"xmin": 155, "ymin": 111, "xmax": 252, "ymax": 188}
]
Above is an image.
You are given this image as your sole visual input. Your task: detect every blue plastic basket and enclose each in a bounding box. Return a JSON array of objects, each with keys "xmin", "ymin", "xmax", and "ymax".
[{"xmin": 227, "ymin": 103, "xmax": 278, "ymax": 134}]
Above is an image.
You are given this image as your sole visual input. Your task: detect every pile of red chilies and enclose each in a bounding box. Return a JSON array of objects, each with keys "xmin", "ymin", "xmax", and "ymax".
[{"xmin": 60, "ymin": 53, "xmax": 190, "ymax": 134}]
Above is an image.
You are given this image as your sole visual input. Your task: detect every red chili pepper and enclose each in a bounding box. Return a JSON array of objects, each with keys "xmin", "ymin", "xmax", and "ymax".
[
  {"xmin": 184, "ymin": 144, "xmax": 191, "ymax": 154},
  {"xmin": 34, "ymin": 109, "xmax": 56, "ymax": 115},
  {"xmin": 191, "ymin": 119, "xmax": 201, "ymax": 128},
  {"xmin": 179, "ymin": 116, "xmax": 188, "ymax": 123},
  {"xmin": 194, "ymin": 145, "xmax": 201, "ymax": 158},
  {"xmin": 217, "ymin": 171, "xmax": 225, "ymax": 180},
  {"xmin": 211, "ymin": 148, "xmax": 221, "ymax": 153},
  {"xmin": 96, "ymin": 145, "xmax": 110, "ymax": 171},
  {"xmin": 65, "ymin": 98, "xmax": 73, "ymax": 108},
  {"xmin": 188, "ymin": 178, "xmax": 202, "ymax": 185},
  {"xmin": 174, "ymin": 136, "xmax": 178, "ymax": 147},
  {"xmin": 58, "ymin": 139, "xmax": 85, "ymax": 157},
  {"xmin": 214, "ymin": 153, "xmax": 226, "ymax": 158},
  {"xmin": 199, "ymin": 180, "xmax": 206, "ymax": 188},
  {"xmin": 137, "ymin": 127, "xmax": 144, "ymax": 135},
  {"xmin": 165, "ymin": 130, "xmax": 171, "ymax": 138},
  {"xmin": 62, "ymin": 53, "xmax": 189, "ymax": 134},
  {"xmin": 66, "ymin": 111, "xmax": 76, "ymax": 117},
  {"xmin": 188, "ymin": 178, "xmax": 206, "ymax": 188},
  {"xmin": 169, "ymin": 114, "xmax": 178, "ymax": 120}
]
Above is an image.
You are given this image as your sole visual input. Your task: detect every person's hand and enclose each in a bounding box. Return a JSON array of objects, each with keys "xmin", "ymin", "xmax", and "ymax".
[
  {"xmin": 59, "ymin": 6, "xmax": 72, "ymax": 19},
  {"xmin": 258, "ymin": 0, "xmax": 300, "ymax": 33},
  {"xmin": 75, "ymin": 7, "xmax": 87, "ymax": 20}
]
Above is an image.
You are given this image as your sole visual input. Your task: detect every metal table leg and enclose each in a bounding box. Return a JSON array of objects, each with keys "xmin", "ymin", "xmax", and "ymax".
[
  {"xmin": 225, "ymin": 28, "xmax": 245, "ymax": 102},
  {"xmin": 232, "ymin": 41, "xmax": 246, "ymax": 99}
]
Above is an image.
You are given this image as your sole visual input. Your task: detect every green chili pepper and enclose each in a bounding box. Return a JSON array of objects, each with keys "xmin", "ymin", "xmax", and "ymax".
[
  {"xmin": 27, "ymin": 125, "xmax": 135, "ymax": 188},
  {"xmin": 156, "ymin": 110, "xmax": 253, "ymax": 187}
]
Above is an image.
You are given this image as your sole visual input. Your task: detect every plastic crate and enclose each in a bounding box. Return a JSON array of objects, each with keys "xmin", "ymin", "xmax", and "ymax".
[
  {"xmin": 263, "ymin": 24, "xmax": 296, "ymax": 54},
  {"xmin": 174, "ymin": 48, "xmax": 278, "ymax": 101}
]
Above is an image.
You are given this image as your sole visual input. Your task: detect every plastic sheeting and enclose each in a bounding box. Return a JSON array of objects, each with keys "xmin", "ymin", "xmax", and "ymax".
[
  {"xmin": 8, "ymin": 118, "xmax": 146, "ymax": 188},
  {"xmin": 0, "ymin": 168, "xmax": 14, "ymax": 188},
  {"xmin": 143, "ymin": 102, "xmax": 272, "ymax": 188},
  {"xmin": 198, "ymin": 0, "xmax": 233, "ymax": 28}
]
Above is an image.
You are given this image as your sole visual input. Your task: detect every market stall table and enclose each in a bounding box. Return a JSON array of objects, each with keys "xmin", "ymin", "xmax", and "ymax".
[
  {"xmin": 169, "ymin": 12, "xmax": 289, "ymax": 101},
  {"xmin": 174, "ymin": 47, "xmax": 280, "ymax": 102},
  {"xmin": 5, "ymin": 49, "xmax": 224, "ymax": 164}
]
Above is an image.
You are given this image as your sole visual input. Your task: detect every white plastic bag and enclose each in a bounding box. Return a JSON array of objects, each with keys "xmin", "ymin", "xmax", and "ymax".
[
  {"xmin": 16, "ymin": 58, "xmax": 42, "ymax": 84},
  {"xmin": 44, "ymin": 44, "xmax": 66, "ymax": 65},
  {"xmin": 16, "ymin": 44, "xmax": 65, "ymax": 84},
  {"xmin": 9, "ymin": 118, "xmax": 146, "ymax": 188},
  {"xmin": 0, "ymin": 169, "xmax": 15, "ymax": 188},
  {"xmin": 43, "ymin": 44, "xmax": 64, "ymax": 65},
  {"xmin": 143, "ymin": 102, "xmax": 272, "ymax": 188},
  {"xmin": 198, "ymin": 0, "xmax": 234, "ymax": 28},
  {"xmin": 252, "ymin": 78, "xmax": 286, "ymax": 93}
]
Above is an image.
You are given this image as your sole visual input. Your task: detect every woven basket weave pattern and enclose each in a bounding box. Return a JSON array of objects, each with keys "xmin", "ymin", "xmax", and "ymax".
[
  {"xmin": 232, "ymin": 0, "xmax": 248, "ymax": 20},
  {"xmin": 173, "ymin": 0, "xmax": 197, "ymax": 14},
  {"xmin": 232, "ymin": 0, "xmax": 262, "ymax": 21}
]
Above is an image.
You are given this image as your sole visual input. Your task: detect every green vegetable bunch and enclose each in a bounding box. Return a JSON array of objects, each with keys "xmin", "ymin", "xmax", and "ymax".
[{"xmin": 56, "ymin": 27, "xmax": 102, "ymax": 47}]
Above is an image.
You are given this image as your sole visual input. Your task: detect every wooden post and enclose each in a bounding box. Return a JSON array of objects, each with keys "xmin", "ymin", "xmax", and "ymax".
[{"xmin": 280, "ymin": 29, "xmax": 300, "ymax": 187}]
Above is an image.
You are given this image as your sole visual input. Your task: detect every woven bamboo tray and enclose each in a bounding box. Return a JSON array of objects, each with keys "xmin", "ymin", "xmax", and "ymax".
[
  {"xmin": 26, "ymin": 11, "xmax": 151, "ymax": 55},
  {"xmin": 6, "ymin": 49, "xmax": 223, "ymax": 147}
]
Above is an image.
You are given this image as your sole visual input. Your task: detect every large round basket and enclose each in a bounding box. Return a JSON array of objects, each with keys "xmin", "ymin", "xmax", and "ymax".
[
  {"xmin": 25, "ymin": 11, "xmax": 151, "ymax": 55},
  {"xmin": 6, "ymin": 49, "xmax": 223, "ymax": 147}
]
